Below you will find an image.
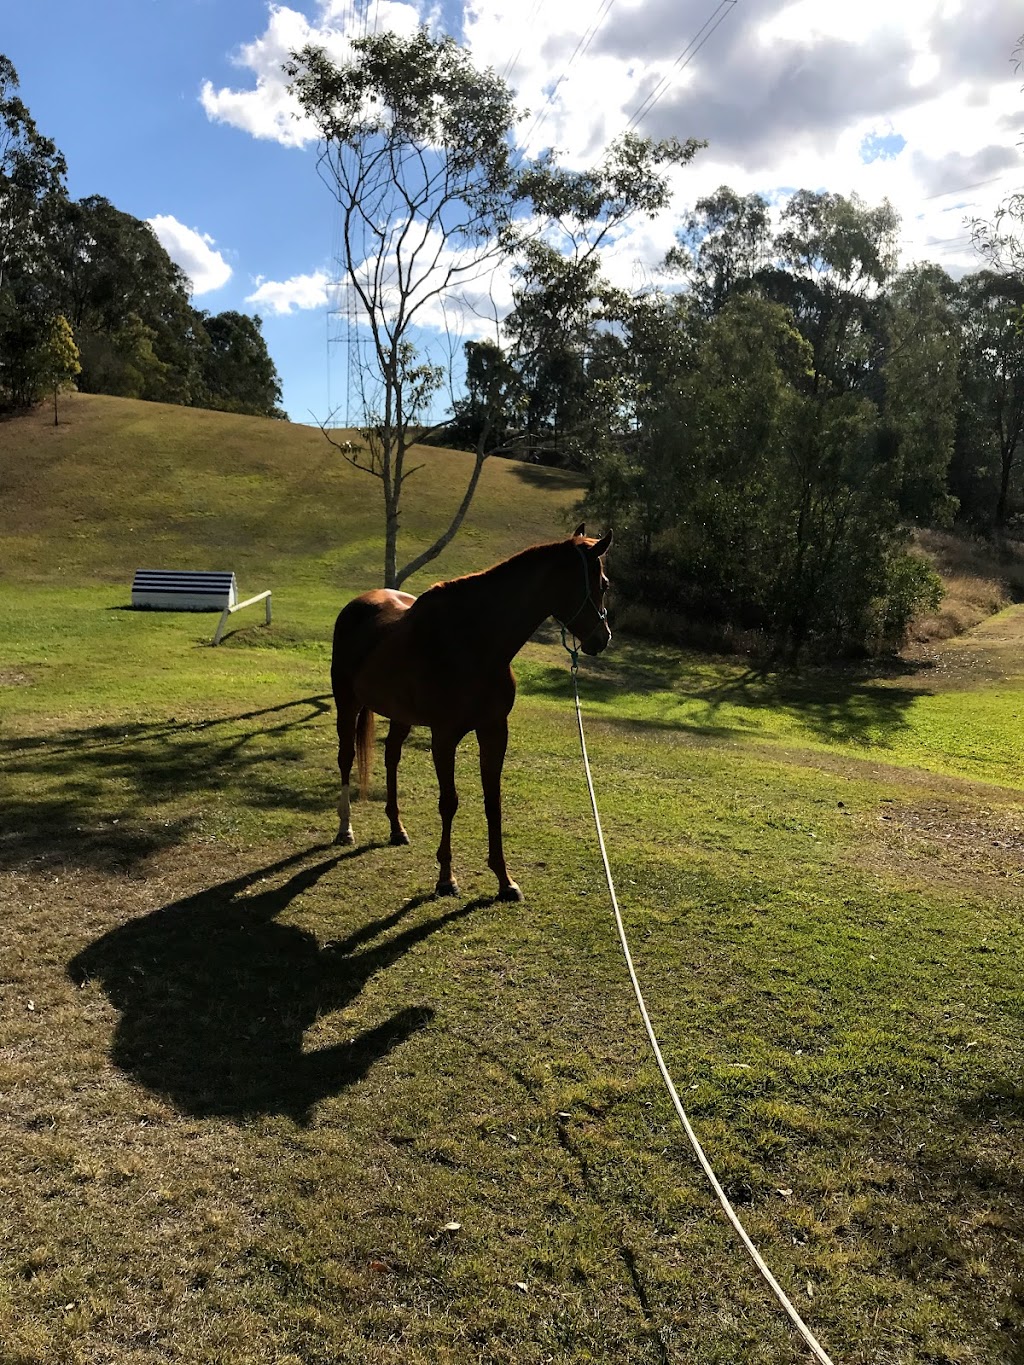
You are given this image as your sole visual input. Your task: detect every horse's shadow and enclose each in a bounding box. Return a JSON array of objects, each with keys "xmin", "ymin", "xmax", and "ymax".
[{"xmin": 68, "ymin": 845, "xmax": 482, "ymax": 1123}]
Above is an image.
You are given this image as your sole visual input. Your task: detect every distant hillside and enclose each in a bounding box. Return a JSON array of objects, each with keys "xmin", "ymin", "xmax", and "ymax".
[{"xmin": 1, "ymin": 394, "xmax": 585, "ymax": 598}]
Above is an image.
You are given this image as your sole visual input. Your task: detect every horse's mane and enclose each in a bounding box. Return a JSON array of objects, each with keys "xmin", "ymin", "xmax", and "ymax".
[{"xmin": 423, "ymin": 537, "xmax": 576, "ymax": 601}]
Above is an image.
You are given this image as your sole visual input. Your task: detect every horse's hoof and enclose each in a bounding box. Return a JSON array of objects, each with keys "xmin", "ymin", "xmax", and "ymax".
[
  {"xmin": 435, "ymin": 879, "xmax": 459, "ymax": 898},
  {"xmin": 390, "ymin": 829, "xmax": 410, "ymax": 846},
  {"xmin": 334, "ymin": 829, "xmax": 355, "ymax": 846},
  {"xmin": 498, "ymin": 882, "xmax": 524, "ymax": 902}
]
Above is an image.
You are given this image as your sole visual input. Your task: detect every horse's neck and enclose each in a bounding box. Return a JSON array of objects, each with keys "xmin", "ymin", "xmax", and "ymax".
[{"xmin": 458, "ymin": 546, "xmax": 557, "ymax": 661}]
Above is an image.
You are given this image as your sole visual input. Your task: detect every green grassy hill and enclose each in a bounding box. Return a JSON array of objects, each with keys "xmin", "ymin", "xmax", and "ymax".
[{"xmin": 1, "ymin": 392, "xmax": 585, "ymax": 594}]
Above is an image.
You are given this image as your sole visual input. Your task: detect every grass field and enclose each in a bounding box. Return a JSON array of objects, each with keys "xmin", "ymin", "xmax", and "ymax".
[{"xmin": 2, "ymin": 395, "xmax": 1024, "ymax": 1364}]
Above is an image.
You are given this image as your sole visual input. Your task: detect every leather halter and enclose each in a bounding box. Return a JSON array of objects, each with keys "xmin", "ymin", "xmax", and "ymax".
[{"xmin": 554, "ymin": 542, "xmax": 608, "ymax": 638}]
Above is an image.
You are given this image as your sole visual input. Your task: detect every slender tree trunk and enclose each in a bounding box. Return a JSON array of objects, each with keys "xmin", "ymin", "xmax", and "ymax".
[
  {"xmin": 997, "ymin": 441, "xmax": 1013, "ymax": 529},
  {"xmin": 396, "ymin": 445, "xmax": 488, "ymax": 588},
  {"xmin": 384, "ymin": 497, "xmax": 400, "ymax": 588}
]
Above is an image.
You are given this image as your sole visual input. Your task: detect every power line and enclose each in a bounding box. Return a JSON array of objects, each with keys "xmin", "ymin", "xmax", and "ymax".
[
  {"xmin": 626, "ymin": 0, "xmax": 736, "ymax": 133},
  {"xmin": 500, "ymin": 0, "xmax": 546, "ymax": 83},
  {"xmin": 523, "ymin": 0, "xmax": 617, "ymax": 149},
  {"xmin": 922, "ymin": 173, "xmax": 1018, "ymax": 202}
]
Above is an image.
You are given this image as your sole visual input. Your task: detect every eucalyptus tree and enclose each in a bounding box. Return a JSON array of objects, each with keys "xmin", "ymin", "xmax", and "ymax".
[
  {"xmin": 971, "ymin": 191, "xmax": 1024, "ymax": 275},
  {"xmin": 953, "ymin": 271, "xmax": 1024, "ymax": 530},
  {"xmin": 198, "ymin": 310, "xmax": 285, "ymax": 418},
  {"xmin": 286, "ymin": 30, "xmax": 516, "ymax": 587},
  {"xmin": 665, "ymin": 185, "xmax": 772, "ymax": 316},
  {"xmin": 287, "ymin": 28, "xmax": 699, "ymax": 588},
  {"xmin": 881, "ymin": 263, "xmax": 960, "ymax": 525},
  {"xmin": 970, "ymin": 32, "xmax": 1023, "ymax": 272},
  {"xmin": 0, "ymin": 55, "xmax": 65, "ymax": 293},
  {"xmin": 500, "ymin": 133, "xmax": 702, "ymax": 468},
  {"xmin": 0, "ymin": 55, "xmax": 67, "ymax": 406},
  {"xmin": 764, "ymin": 189, "xmax": 899, "ymax": 396}
]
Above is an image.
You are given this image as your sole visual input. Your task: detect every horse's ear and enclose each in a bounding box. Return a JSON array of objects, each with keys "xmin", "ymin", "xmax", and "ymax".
[
  {"xmin": 573, "ymin": 522, "xmax": 586, "ymax": 538},
  {"xmin": 592, "ymin": 529, "xmax": 613, "ymax": 556}
]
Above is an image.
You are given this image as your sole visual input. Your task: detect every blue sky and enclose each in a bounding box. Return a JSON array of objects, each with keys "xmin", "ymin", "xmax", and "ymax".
[
  {"xmin": 4, "ymin": 0, "xmax": 1023, "ymax": 423},
  {"xmin": 4, "ymin": 0, "xmax": 340, "ymax": 421}
]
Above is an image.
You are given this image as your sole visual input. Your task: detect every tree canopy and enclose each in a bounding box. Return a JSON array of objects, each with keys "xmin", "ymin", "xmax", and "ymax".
[
  {"xmin": 537, "ymin": 184, "xmax": 1019, "ymax": 657},
  {"xmin": 288, "ymin": 27, "xmax": 698, "ymax": 587}
]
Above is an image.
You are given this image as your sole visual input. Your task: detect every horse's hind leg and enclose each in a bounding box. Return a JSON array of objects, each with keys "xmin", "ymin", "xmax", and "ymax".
[
  {"xmin": 385, "ymin": 720, "xmax": 411, "ymax": 846},
  {"xmin": 334, "ymin": 688, "xmax": 358, "ymax": 845},
  {"xmin": 431, "ymin": 729, "xmax": 460, "ymax": 897}
]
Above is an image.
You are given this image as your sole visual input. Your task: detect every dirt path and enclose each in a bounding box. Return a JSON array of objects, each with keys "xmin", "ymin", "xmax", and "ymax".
[{"xmin": 907, "ymin": 603, "xmax": 1024, "ymax": 690}]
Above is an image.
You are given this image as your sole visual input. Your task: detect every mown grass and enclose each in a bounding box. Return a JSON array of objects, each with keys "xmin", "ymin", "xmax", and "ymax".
[{"xmin": 2, "ymin": 396, "xmax": 1024, "ymax": 1363}]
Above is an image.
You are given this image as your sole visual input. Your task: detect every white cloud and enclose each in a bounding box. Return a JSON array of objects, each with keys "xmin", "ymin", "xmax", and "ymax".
[
  {"xmin": 246, "ymin": 269, "xmax": 332, "ymax": 314},
  {"xmin": 464, "ymin": 0, "xmax": 1023, "ymax": 279},
  {"xmin": 210, "ymin": 0, "xmax": 1024, "ymax": 331},
  {"xmin": 200, "ymin": 0, "xmax": 427, "ymax": 147},
  {"xmin": 147, "ymin": 215, "xmax": 232, "ymax": 294}
]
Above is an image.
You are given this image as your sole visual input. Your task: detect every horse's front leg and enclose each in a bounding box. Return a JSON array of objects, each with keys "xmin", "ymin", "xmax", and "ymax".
[
  {"xmin": 477, "ymin": 719, "xmax": 522, "ymax": 902},
  {"xmin": 385, "ymin": 720, "xmax": 411, "ymax": 846},
  {"xmin": 431, "ymin": 729, "xmax": 460, "ymax": 897}
]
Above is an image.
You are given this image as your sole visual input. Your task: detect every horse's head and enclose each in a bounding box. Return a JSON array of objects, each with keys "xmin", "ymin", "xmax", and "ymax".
[{"xmin": 556, "ymin": 523, "xmax": 613, "ymax": 655}]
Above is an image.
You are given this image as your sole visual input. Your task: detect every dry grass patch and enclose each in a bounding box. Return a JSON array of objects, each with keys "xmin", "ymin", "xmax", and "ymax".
[
  {"xmin": 911, "ymin": 530, "xmax": 1024, "ymax": 647},
  {"xmin": 909, "ymin": 574, "xmax": 1007, "ymax": 644}
]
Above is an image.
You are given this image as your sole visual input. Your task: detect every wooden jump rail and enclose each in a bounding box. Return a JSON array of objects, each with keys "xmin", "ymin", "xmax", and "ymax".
[
  {"xmin": 212, "ymin": 589, "xmax": 272, "ymax": 646},
  {"xmin": 130, "ymin": 570, "xmax": 271, "ymax": 645}
]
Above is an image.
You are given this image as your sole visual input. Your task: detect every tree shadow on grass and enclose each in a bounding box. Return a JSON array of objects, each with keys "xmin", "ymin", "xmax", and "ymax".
[
  {"xmin": 507, "ymin": 461, "xmax": 585, "ymax": 491},
  {"xmin": 68, "ymin": 844, "xmax": 486, "ymax": 1123},
  {"xmin": 882, "ymin": 1079, "xmax": 1024, "ymax": 1355},
  {"xmin": 526, "ymin": 650, "xmax": 931, "ymax": 749},
  {"xmin": 0, "ymin": 695, "xmax": 335, "ymax": 874},
  {"xmin": 455, "ymin": 1033, "xmax": 672, "ymax": 1364},
  {"xmin": 691, "ymin": 665, "xmax": 932, "ymax": 748}
]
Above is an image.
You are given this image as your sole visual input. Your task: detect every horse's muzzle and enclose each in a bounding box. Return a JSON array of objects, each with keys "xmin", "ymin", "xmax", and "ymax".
[{"xmin": 581, "ymin": 624, "xmax": 612, "ymax": 655}]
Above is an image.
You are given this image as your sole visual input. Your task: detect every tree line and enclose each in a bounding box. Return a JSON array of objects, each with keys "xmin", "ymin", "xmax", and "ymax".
[
  {"xmin": 0, "ymin": 56, "xmax": 285, "ymax": 419},
  {"xmin": 283, "ymin": 28, "xmax": 1021, "ymax": 658},
  {"xmin": 448, "ymin": 185, "xmax": 1023, "ymax": 659}
]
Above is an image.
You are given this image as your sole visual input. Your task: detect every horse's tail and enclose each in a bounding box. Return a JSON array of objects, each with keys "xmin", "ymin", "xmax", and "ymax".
[{"xmin": 355, "ymin": 707, "xmax": 375, "ymax": 801}]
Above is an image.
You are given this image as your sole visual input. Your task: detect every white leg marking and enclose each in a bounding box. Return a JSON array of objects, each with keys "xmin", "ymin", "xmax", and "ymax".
[{"xmin": 336, "ymin": 783, "xmax": 354, "ymax": 843}]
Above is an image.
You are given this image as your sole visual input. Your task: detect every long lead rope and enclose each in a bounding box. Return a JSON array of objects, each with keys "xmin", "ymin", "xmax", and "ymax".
[{"xmin": 565, "ymin": 646, "xmax": 836, "ymax": 1365}]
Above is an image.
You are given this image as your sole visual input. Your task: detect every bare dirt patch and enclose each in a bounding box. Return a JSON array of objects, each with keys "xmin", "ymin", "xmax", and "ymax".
[
  {"xmin": 833, "ymin": 787, "xmax": 1024, "ymax": 900},
  {"xmin": 873, "ymin": 799, "xmax": 1024, "ymax": 882}
]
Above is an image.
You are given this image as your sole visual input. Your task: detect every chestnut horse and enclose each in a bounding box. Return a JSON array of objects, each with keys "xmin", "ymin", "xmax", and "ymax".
[{"xmin": 330, "ymin": 524, "xmax": 613, "ymax": 901}]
